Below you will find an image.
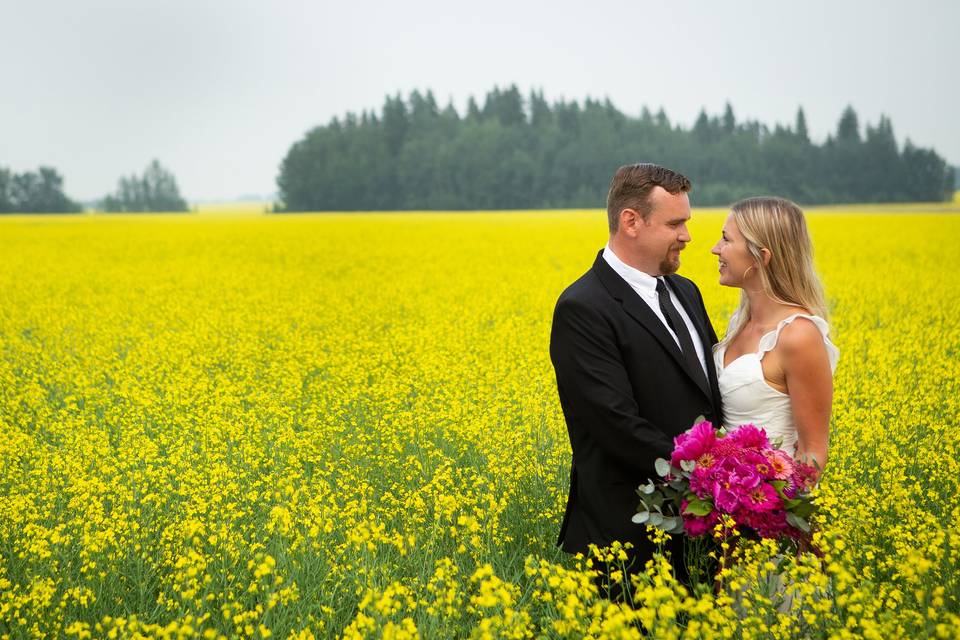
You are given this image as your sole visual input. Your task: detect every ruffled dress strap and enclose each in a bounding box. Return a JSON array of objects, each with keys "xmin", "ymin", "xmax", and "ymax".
[{"xmin": 757, "ymin": 313, "xmax": 840, "ymax": 373}]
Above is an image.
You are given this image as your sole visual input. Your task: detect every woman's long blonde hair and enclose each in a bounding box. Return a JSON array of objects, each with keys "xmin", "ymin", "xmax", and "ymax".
[{"xmin": 720, "ymin": 197, "xmax": 828, "ymax": 347}]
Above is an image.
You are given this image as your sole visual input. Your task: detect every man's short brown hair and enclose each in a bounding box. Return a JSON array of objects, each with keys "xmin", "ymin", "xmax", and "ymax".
[{"xmin": 606, "ymin": 163, "xmax": 692, "ymax": 232}]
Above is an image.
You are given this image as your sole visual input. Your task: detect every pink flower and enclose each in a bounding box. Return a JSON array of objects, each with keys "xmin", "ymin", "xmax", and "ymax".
[
  {"xmin": 710, "ymin": 434, "xmax": 738, "ymax": 457},
  {"xmin": 727, "ymin": 424, "xmax": 770, "ymax": 450},
  {"xmin": 689, "ymin": 466, "xmax": 714, "ymax": 498},
  {"xmin": 696, "ymin": 452, "xmax": 717, "ymax": 470},
  {"xmin": 733, "ymin": 463, "xmax": 763, "ymax": 491},
  {"xmin": 712, "ymin": 484, "xmax": 740, "ymax": 512},
  {"xmin": 732, "ymin": 450, "xmax": 776, "ymax": 481},
  {"xmin": 766, "ymin": 450, "xmax": 795, "ymax": 480},
  {"xmin": 792, "ymin": 460, "xmax": 819, "ymax": 490},
  {"xmin": 671, "ymin": 420, "xmax": 717, "ymax": 467},
  {"xmin": 740, "ymin": 483, "xmax": 781, "ymax": 512},
  {"xmin": 740, "ymin": 509, "xmax": 790, "ymax": 538}
]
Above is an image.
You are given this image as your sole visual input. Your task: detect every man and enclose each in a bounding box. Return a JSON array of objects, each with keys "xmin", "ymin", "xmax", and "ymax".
[{"xmin": 549, "ymin": 163, "xmax": 722, "ymax": 599}]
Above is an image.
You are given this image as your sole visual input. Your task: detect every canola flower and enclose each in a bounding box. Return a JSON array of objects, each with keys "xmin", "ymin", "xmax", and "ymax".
[{"xmin": 1, "ymin": 208, "xmax": 959, "ymax": 639}]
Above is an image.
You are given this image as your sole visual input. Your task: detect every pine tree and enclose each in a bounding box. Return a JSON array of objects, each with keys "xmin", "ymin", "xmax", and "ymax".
[
  {"xmin": 722, "ymin": 102, "xmax": 736, "ymax": 135},
  {"xmin": 795, "ymin": 107, "xmax": 810, "ymax": 143},
  {"xmin": 836, "ymin": 105, "xmax": 861, "ymax": 143}
]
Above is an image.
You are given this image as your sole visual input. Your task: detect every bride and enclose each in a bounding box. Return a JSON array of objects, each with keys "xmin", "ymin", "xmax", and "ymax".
[
  {"xmin": 710, "ymin": 197, "xmax": 838, "ymax": 473},
  {"xmin": 709, "ymin": 196, "xmax": 839, "ymax": 609}
]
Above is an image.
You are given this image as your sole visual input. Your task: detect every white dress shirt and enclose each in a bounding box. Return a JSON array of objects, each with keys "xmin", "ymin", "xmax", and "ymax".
[{"xmin": 602, "ymin": 245, "xmax": 709, "ymax": 379}]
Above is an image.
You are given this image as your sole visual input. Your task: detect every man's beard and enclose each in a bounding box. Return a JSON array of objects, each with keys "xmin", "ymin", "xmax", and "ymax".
[{"xmin": 659, "ymin": 248, "xmax": 681, "ymax": 275}]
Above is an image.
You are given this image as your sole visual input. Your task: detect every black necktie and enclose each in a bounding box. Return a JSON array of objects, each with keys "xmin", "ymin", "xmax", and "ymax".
[{"xmin": 655, "ymin": 278, "xmax": 708, "ymax": 390}]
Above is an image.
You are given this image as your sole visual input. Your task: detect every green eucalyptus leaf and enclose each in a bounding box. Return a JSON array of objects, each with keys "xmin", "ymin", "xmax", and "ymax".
[{"xmin": 654, "ymin": 458, "xmax": 671, "ymax": 477}]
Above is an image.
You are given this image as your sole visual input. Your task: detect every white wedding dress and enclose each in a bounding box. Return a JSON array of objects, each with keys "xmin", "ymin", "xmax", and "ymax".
[
  {"xmin": 712, "ymin": 312, "xmax": 839, "ymax": 613},
  {"xmin": 713, "ymin": 313, "xmax": 839, "ymax": 454}
]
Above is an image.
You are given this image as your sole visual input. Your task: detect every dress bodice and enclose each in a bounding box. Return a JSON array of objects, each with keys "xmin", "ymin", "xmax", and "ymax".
[{"xmin": 713, "ymin": 313, "xmax": 839, "ymax": 456}]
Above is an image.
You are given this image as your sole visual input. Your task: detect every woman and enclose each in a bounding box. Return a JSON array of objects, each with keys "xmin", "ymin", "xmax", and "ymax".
[{"xmin": 710, "ymin": 197, "xmax": 838, "ymax": 476}]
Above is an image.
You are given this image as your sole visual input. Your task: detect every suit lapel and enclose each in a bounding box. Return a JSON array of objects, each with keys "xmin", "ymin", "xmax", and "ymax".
[
  {"xmin": 592, "ymin": 251, "xmax": 710, "ymax": 399},
  {"xmin": 619, "ymin": 294, "xmax": 689, "ymax": 371}
]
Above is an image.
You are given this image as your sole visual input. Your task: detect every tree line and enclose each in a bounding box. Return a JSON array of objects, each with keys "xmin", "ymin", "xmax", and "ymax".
[
  {"xmin": 0, "ymin": 159, "xmax": 188, "ymax": 214},
  {"xmin": 277, "ymin": 86, "xmax": 955, "ymax": 211}
]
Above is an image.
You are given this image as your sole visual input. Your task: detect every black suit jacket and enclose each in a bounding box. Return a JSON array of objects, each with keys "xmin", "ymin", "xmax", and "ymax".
[{"xmin": 550, "ymin": 250, "xmax": 722, "ymax": 557}]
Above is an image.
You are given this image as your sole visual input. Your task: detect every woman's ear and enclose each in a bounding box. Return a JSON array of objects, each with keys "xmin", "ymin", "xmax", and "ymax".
[{"xmin": 760, "ymin": 247, "xmax": 772, "ymax": 266}]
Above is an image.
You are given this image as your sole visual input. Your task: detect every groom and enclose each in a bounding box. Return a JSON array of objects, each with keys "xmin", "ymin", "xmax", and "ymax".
[{"xmin": 549, "ymin": 163, "xmax": 722, "ymax": 598}]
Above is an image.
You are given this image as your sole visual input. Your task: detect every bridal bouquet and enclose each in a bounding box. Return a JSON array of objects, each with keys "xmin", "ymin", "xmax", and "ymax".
[{"xmin": 633, "ymin": 420, "xmax": 818, "ymax": 541}]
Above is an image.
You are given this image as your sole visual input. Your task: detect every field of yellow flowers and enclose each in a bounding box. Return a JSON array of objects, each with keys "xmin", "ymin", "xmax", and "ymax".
[{"xmin": 1, "ymin": 206, "xmax": 959, "ymax": 639}]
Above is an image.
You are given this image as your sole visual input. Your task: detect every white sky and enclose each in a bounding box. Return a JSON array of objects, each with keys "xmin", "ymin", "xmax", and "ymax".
[{"xmin": 2, "ymin": 0, "xmax": 957, "ymax": 202}]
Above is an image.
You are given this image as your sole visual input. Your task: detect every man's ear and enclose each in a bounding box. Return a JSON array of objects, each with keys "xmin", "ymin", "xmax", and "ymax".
[
  {"xmin": 760, "ymin": 248, "xmax": 772, "ymax": 266},
  {"xmin": 620, "ymin": 208, "xmax": 640, "ymax": 236}
]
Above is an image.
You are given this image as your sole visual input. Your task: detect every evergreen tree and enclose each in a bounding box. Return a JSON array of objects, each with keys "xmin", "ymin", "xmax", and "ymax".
[
  {"xmin": 529, "ymin": 89, "xmax": 552, "ymax": 129},
  {"xmin": 692, "ymin": 109, "xmax": 712, "ymax": 143},
  {"xmin": 466, "ymin": 97, "xmax": 481, "ymax": 121},
  {"xmin": 483, "ymin": 85, "xmax": 525, "ymax": 127},
  {"xmin": 654, "ymin": 108, "xmax": 670, "ymax": 128},
  {"xmin": 863, "ymin": 116, "xmax": 901, "ymax": 200},
  {"xmin": 836, "ymin": 105, "xmax": 861, "ymax": 143},
  {"xmin": 382, "ymin": 94, "xmax": 409, "ymax": 156},
  {"xmin": 722, "ymin": 102, "xmax": 736, "ymax": 135},
  {"xmin": 795, "ymin": 107, "xmax": 810, "ymax": 143}
]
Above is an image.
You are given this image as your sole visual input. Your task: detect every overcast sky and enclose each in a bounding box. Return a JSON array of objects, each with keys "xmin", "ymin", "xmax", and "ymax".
[{"xmin": 2, "ymin": 0, "xmax": 957, "ymax": 202}]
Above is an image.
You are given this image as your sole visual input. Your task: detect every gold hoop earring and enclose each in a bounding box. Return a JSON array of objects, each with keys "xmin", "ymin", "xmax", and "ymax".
[{"xmin": 742, "ymin": 265, "xmax": 755, "ymax": 280}]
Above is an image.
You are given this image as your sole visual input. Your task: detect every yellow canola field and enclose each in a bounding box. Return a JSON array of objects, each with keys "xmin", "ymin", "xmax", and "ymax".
[{"xmin": 1, "ymin": 208, "xmax": 959, "ymax": 639}]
